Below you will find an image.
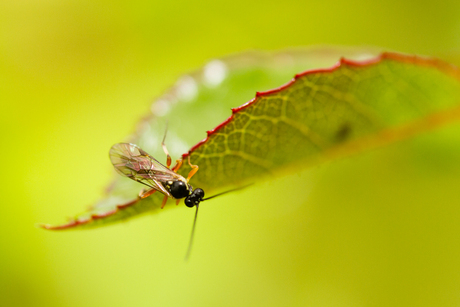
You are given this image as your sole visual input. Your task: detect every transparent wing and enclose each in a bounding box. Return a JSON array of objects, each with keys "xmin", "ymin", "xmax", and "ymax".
[{"xmin": 109, "ymin": 143, "xmax": 183, "ymax": 197}]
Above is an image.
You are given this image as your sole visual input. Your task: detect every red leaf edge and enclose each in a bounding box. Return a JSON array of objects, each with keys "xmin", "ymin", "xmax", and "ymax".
[
  {"xmin": 182, "ymin": 52, "xmax": 460, "ymax": 159},
  {"xmin": 39, "ymin": 199, "xmax": 139, "ymax": 230}
]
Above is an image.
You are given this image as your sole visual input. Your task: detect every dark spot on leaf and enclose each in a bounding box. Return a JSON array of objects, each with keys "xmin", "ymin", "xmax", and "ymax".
[{"xmin": 336, "ymin": 123, "xmax": 352, "ymax": 142}]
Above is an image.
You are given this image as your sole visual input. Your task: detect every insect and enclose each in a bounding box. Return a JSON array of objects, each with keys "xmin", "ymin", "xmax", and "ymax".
[
  {"xmin": 109, "ymin": 131, "xmax": 249, "ymax": 259},
  {"xmin": 109, "ymin": 130, "xmax": 210, "ymax": 259},
  {"xmin": 109, "ymin": 142, "xmax": 205, "ymax": 209}
]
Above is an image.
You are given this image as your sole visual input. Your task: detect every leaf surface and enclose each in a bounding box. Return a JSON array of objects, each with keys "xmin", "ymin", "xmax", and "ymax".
[{"xmin": 41, "ymin": 50, "xmax": 460, "ymax": 230}]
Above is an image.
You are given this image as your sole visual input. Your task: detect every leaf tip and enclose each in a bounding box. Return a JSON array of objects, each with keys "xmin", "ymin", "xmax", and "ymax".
[
  {"xmin": 37, "ymin": 223, "xmax": 51, "ymax": 230},
  {"xmin": 37, "ymin": 218, "xmax": 90, "ymax": 230}
]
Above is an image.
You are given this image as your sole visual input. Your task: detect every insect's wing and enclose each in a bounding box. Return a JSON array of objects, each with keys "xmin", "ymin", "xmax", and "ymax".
[{"xmin": 109, "ymin": 143, "xmax": 180, "ymax": 196}]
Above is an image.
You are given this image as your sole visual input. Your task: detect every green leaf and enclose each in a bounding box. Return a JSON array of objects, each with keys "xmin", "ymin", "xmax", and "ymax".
[{"xmin": 41, "ymin": 50, "xmax": 460, "ymax": 230}]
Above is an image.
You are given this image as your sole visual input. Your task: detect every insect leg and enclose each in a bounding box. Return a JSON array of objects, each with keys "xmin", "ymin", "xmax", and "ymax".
[
  {"xmin": 171, "ymin": 159, "xmax": 183, "ymax": 173},
  {"xmin": 186, "ymin": 155, "xmax": 199, "ymax": 182},
  {"xmin": 139, "ymin": 189, "xmax": 156, "ymax": 199},
  {"xmin": 176, "ymin": 199, "xmax": 180, "ymax": 206},
  {"xmin": 138, "ymin": 188, "xmax": 146, "ymax": 198},
  {"xmin": 161, "ymin": 129, "xmax": 172, "ymax": 168},
  {"xmin": 160, "ymin": 195, "xmax": 169, "ymax": 209}
]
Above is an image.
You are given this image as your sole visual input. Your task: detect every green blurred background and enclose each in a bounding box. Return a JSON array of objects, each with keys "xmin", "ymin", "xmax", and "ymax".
[{"xmin": 2, "ymin": 0, "xmax": 460, "ymax": 306}]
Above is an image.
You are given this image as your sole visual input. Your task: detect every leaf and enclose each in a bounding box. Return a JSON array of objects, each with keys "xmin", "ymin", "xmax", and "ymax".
[{"xmin": 41, "ymin": 50, "xmax": 460, "ymax": 230}]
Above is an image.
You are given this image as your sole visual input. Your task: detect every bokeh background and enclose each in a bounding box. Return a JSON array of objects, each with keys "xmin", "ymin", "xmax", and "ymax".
[{"xmin": 2, "ymin": 0, "xmax": 460, "ymax": 306}]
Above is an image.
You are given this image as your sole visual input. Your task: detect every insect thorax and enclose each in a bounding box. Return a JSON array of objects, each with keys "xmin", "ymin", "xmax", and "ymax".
[{"xmin": 164, "ymin": 180, "xmax": 191, "ymax": 199}]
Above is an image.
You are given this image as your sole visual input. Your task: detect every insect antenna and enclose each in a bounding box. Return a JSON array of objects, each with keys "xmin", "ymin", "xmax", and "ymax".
[
  {"xmin": 184, "ymin": 184, "xmax": 252, "ymax": 261},
  {"xmin": 185, "ymin": 204, "xmax": 199, "ymax": 261},
  {"xmin": 202, "ymin": 183, "xmax": 254, "ymax": 201}
]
